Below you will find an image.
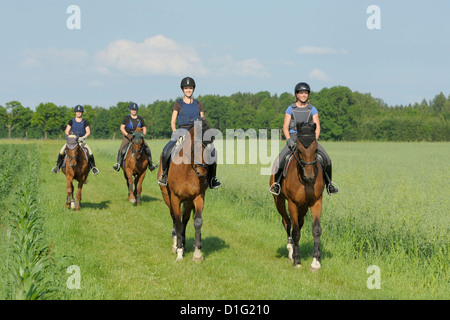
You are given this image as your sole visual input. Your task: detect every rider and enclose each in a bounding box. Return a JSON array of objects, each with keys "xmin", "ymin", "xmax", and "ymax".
[
  {"xmin": 157, "ymin": 77, "xmax": 221, "ymax": 189},
  {"xmin": 269, "ymin": 82, "xmax": 339, "ymax": 196},
  {"xmin": 51, "ymin": 105, "xmax": 99, "ymax": 175},
  {"xmin": 112, "ymin": 102, "xmax": 157, "ymax": 172}
]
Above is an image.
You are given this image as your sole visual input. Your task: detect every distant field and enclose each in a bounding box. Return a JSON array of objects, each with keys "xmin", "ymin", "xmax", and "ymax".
[{"xmin": 0, "ymin": 139, "xmax": 448, "ymax": 299}]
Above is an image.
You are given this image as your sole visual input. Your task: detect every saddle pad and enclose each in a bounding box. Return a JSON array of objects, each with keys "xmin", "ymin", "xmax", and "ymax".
[{"xmin": 283, "ymin": 154, "xmax": 295, "ymax": 177}]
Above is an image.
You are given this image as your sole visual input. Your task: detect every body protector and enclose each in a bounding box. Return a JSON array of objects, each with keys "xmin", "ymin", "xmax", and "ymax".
[
  {"xmin": 70, "ymin": 118, "xmax": 86, "ymax": 137},
  {"xmin": 177, "ymin": 99, "xmax": 201, "ymax": 127},
  {"xmin": 289, "ymin": 103, "xmax": 313, "ymax": 132}
]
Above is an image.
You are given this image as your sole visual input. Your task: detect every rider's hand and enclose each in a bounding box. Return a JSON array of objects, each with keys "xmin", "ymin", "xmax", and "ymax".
[{"xmin": 286, "ymin": 139, "xmax": 296, "ymax": 150}]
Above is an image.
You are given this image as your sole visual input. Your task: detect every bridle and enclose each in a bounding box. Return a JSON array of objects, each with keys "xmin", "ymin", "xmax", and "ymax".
[
  {"xmin": 66, "ymin": 144, "xmax": 80, "ymax": 167},
  {"xmin": 293, "ymin": 134, "xmax": 318, "ymax": 181},
  {"xmin": 190, "ymin": 138, "xmax": 212, "ymax": 178}
]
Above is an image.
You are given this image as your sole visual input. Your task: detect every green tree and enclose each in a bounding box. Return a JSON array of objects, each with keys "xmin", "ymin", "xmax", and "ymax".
[{"xmin": 31, "ymin": 103, "xmax": 60, "ymax": 139}]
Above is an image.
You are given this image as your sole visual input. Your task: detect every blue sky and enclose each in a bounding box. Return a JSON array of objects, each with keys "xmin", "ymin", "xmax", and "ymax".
[{"xmin": 1, "ymin": 0, "xmax": 449, "ymax": 109}]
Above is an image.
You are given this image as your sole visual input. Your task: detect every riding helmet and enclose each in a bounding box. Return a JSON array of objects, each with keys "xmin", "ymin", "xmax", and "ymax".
[
  {"xmin": 294, "ymin": 82, "xmax": 311, "ymax": 94},
  {"xmin": 74, "ymin": 105, "xmax": 84, "ymax": 113},
  {"xmin": 129, "ymin": 102, "xmax": 139, "ymax": 110},
  {"xmin": 180, "ymin": 77, "xmax": 196, "ymax": 89}
]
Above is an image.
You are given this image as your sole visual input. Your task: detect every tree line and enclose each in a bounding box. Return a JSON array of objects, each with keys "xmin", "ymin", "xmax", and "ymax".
[{"xmin": 1, "ymin": 86, "xmax": 449, "ymax": 141}]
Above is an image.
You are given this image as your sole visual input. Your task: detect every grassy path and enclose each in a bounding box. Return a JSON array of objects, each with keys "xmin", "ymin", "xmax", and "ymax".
[{"xmin": 29, "ymin": 140, "xmax": 449, "ymax": 299}]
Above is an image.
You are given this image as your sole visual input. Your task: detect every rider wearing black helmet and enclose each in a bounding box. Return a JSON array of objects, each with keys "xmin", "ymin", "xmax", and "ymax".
[
  {"xmin": 269, "ymin": 82, "xmax": 339, "ymax": 196},
  {"xmin": 51, "ymin": 105, "xmax": 99, "ymax": 175},
  {"xmin": 157, "ymin": 77, "xmax": 221, "ymax": 189},
  {"xmin": 112, "ymin": 102, "xmax": 157, "ymax": 172}
]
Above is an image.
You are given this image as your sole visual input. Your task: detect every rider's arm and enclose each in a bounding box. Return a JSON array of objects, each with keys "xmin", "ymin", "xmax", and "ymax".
[
  {"xmin": 283, "ymin": 113, "xmax": 291, "ymax": 140},
  {"xmin": 171, "ymin": 110, "xmax": 178, "ymax": 132}
]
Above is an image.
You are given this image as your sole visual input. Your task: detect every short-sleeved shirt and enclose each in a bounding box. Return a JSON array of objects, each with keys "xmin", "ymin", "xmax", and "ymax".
[
  {"xmin": 285, "ymin": 104, "xmax": 318, "ymax": 133},
  {"xmin": 173, "ymin": 99, "xmax": 205, "ymax": 127},
  {"xmin": 122, "ymin": 114, "xmax": 146, "ymax": 134}
]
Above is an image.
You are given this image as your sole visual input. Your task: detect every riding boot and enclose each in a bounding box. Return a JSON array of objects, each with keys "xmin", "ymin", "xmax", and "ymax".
[
  {"xmin": 207, "ymin": 163, "xmax": 221, "ymax": 189},
  {"xmin": 158, "ymin": 141, "xmax": 176, "ymax": 186},
  {"xmin": 88, "ymin": 155, "xmax": 99, "ymax": 175},
  {"xmin": 157, "ymin": 154, "xmax": 170, "ymax": 186},
  {"xmin": 113, "ymin": 150, "xmax": 122, "ymax": 172},
  {"xmin": 144, "ymin": 146, "xmax": 158, "ymax": 172},
  {"xmin": 324, "ymin": 163, "xmax": 339, "ymax": 195},
  {"xmin": 51, "ymin": 153, "xmax": 65, "ymax": 174}
]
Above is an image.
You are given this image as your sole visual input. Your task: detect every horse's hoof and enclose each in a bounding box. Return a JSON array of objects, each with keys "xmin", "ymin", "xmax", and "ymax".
[
  {"xmin": 310, "ymin": 258, "xmax": 321, "ymax": 271},
  {"xmin": 70, "ymin": 202, "xmax": 76, "ymax": 209},
  {"xmin": 193, "ymin": 248, "xmax": 203, "ymax": 262},
  {"xmin": 175, "ymin": 248, "xmax": 184, "ymax": 261},
  {"xmin": 293, "ymin": 262, "xmax": 302, "ymax": 268},
  {"xmin": 129, "ymin": 199, "xmax": 136, "ymax": 203}
]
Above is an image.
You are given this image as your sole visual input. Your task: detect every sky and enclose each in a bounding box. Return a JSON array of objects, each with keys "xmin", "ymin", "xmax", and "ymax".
[{"xmin": 1, "ymin": 0, "xmax": 449, "ymax": 110}]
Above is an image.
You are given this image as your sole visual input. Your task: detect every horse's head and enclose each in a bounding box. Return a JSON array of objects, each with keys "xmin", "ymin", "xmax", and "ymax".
[
  {"xmin": 189, "ymin": 120, "xmax": 216, "ymax": 178},
  {"xmin": 295, "ymin": 122, "xmax": 318, "ymax": 183},
  {"xmin": 132, "ymin": 127, "xmax": 145, "ymax": 145},
  {"xmin": 65, "ymin": 135, "xmax": 80, "ymax": 168}
]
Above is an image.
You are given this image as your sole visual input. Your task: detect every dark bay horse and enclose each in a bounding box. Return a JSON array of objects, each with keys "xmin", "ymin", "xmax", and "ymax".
[
  {"xmin": 269, "ymin": 122, "xmax": 325, "ymax": 270},
  {"xmin": 122, "ymin": 127, "xmax": 148, "ymax": 205},
  {"xmin": 158, "ymin": 121, "xmax": 216, "ymax": 262},
  {"xmin": 62, "ymin": 135, "xmax": 89, "ymax": 211}
]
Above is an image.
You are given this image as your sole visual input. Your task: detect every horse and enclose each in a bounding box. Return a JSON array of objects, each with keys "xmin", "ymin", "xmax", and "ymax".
[
  {"xmin": 121, "ymin": 127, "xmax": 148, "ymax": 205},
  {"xmin": 62, "ymin": 135, "xmax": 90, "ymax": 211},
  {"xmin": 158, "ymin": 121, "xmax": 216, "ymax": 262},
  {"xmin": 269, "ymin": 122, "xmax": 325, "ymax": 270}
]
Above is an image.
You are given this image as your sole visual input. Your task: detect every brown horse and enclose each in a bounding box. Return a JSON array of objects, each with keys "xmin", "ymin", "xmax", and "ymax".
[
  {"xmin": 158, "ymin": 121, "xmax": 215, "ymax": 262},
  {"xmin": 62, "ymin": 135, "xmax": 89, "ymax": 211},
  {"xmin": 121, "ymin": 127, "xmax": 148, "ymax": 205},
  {"xmin": 270, "ymin": 122, "xmax": 325, "ymax": 270}
]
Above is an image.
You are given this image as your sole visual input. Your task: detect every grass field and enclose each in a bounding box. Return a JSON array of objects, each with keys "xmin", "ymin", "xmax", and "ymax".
[{"xmin": 0, "ymin": 139, "xmax": 448, "ymax": 300}]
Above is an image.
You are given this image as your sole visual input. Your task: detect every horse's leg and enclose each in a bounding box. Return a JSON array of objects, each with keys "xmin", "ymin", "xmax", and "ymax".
[
  {"xmin": 288, "ymin": 200, "xmax": 307, "ymax": 268},
  {"xmin": 124, "ymin": 169, "xmax": 135, "ymax": 203},
  {"xmin": 170, "ymin": 195, "xmax": 184, "ymax": 261},
  {"xmin": 274, "ymin": 194, "xmax": 293, "ymax": 261},
  {"xmin": 310, "ymin": 198, "xmax": 323, "ymax": 270},
  {"xmin": 76, "ymin": 180, "xmax": 83, "ymax": 211},
  {"xmin": 191, "ymin": 195, "xmax": 204, "ymax": 262},
  {"xmin": 135, "ymin": 170, "xmax": 146, "ymax": 206},
  {"xmin": 181, "ymin": 201, "xmax": 192, "ymax": 251},
  {"xmin": 65, "ymin": 176, "xmax": 73, "ymax": 209}
]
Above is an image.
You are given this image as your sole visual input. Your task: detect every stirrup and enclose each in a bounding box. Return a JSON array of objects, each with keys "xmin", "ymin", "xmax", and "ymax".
[
  {"xmin": 209, "ymin": 177, "xmax": 222, "ymax": 189},
  {"xmin": 327, "ymin": 182, "xmax": 340, "ymax": 195},
  {"xmin": 51, "ymin": 167, "xmax": 60, "ymax": 174},
  {"xmin": 92, "ymin": 167, "xmax": 99, "ymax": 175},
  {"xmin": 158, "ymin": 175, "xmax": 168, "ymax": 186},
  {"xmin": 113, "ymin": 163, "xmax": 120, "ymax": 172},
  {"xmin": 148, "ymin": 163, "xmax": 158, "ymax": 172},
  {"xmin": 269, "ymin": 182, "xmax": 281, "ymax": 196}
]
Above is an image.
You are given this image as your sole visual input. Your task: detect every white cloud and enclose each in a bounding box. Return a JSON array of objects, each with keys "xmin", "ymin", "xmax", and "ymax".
[
  {"xmin": 95, "ymin": 35, "xmax": 208, "ymax": 77},
  {"xmin": 296, "ymin": 46, "xmax": 348, "ymax": 55},
  {"xmin": 20, "ymin": 47, "xmax": 89, "ymax": 68},
  {"xmin": 210, "ymin": 55, "xmax": 269, "ymax": 78},
  {"xmin": 309, "ymin": 69, "xmax": 331, "ymax": 82}
]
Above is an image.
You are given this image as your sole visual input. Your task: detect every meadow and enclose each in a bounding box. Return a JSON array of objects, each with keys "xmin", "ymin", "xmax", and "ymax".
[{"xmin": 0, "ymin": 138, "xmax": 448, "ymax": 300}]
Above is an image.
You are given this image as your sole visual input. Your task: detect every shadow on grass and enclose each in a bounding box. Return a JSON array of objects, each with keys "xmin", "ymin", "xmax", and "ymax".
[
  {"xmin": 81, "ymin": 200, "xmax": 111, "ymax": 210},
  {"xmin": 185, "ymin": 236, "xmax": 229, "ymax": 258}
]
